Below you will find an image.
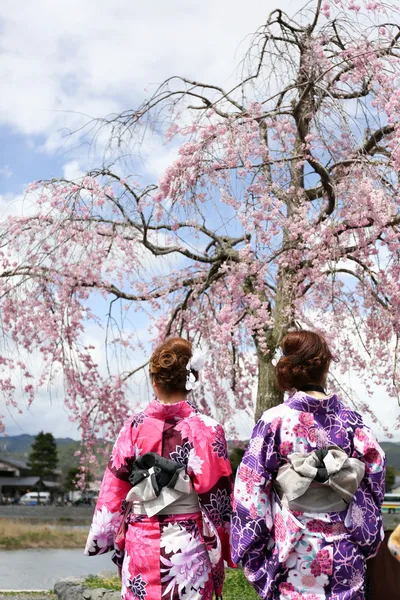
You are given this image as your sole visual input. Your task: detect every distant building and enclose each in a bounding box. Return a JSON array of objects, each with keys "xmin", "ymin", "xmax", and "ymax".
[{"xmin": 0, "ymin": 454, "xmax": 61, "ymax": 503}]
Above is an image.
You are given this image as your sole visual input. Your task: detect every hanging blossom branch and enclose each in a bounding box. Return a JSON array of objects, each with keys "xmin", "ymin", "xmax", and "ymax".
[{"xmin": 1, "ymin": 0, "xmax": 400, "ymax": 460}]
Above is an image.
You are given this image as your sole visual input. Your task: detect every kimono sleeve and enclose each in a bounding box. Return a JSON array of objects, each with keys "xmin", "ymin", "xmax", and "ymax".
[
  {"xmin": 84, "ymin": 419, "xmax": 133, "ymax": 566},
  {"xmin": 344, "ymin": 425, "xmax": 386, "ymax": 559},
  {"xmin": 230, "ymin": 415, "xmax": 280, "ymax": 571},
  {"xmin": 189, "ymin": 421, "xmax": 234, "ymax": 566}
]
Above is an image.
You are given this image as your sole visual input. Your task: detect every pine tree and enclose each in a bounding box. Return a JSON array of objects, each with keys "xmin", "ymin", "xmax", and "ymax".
[{"xmin": 28, "ymin": 431, "xmax": 58, "ymax": 480}]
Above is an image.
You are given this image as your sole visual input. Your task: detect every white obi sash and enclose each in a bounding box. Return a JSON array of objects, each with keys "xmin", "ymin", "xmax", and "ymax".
[
  {"xmin": 125, "ymin": 452, "xmax": 200, "ymax": 518},
  {"xmin": 274, "ymin": 445, "xmax": 365, "ymax": 513}
]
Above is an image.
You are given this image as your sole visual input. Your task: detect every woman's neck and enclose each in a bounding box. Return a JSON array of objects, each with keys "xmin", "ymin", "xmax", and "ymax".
[
  {"xmin": 299, "ymin": 382, "xmax": 329, "ymax": 399},
  {"xmin": 156, "ymin": 393, "xmax": 188, "ymax": 405},
  {"xmin": 303, "ymin": 390, "xmax": 330, "ymax": 399}
]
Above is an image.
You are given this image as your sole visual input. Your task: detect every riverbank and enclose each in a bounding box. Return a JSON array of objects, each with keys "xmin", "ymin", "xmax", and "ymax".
[
  {"xmin": 0, "ymin": 594, "xmax": 55, "ymax": 600},
  {"xmin": 0, "ymin": 596, "xmax": 55, "ymax": 600},
  {"xmin": 0, "ymin": 506, "xmax": 93, "ymax": 526},
  {"xmin": 0, "ymin": 520, "xmax": 88, "ymax": 550}
]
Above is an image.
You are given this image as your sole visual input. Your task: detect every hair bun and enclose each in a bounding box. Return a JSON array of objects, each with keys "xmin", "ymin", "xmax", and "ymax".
[
  {"xmin": 275, "ymin": 330, "xmax": 334, "ymax": 392},
  {"xmin": 158, "ymin": 352, "xmax": 176, "ymax": 369},
  {"xmin": 149, "ymin": 338, "xmax": 197, "ymax": 395}
]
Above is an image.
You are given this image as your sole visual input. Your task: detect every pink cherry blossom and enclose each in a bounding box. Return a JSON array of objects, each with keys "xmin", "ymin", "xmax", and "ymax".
[{"xmin": 0, "ymin": 0, "xmax": 399, "ymax": 460}]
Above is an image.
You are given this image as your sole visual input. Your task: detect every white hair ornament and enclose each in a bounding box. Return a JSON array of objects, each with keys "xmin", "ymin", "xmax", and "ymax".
[
  {"xmin": 271, "ymin": 347, "xmax": 283, "ymax": 367},
  {"xmin": 185, "ymin": 349, "xmax": 207, "ymax": 391}
]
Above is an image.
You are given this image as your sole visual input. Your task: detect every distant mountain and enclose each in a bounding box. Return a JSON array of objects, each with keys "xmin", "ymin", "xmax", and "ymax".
[
  {"xmin": 0, "ymin": 434, "xmax": 77, "ymax": 457},
  {"xmin": 0, "ymin": 434, "xmax": 107, "ymax": 479},
  {"xmin": 0, "ymin": 434, "xmax": 81, "ymax": 475}
]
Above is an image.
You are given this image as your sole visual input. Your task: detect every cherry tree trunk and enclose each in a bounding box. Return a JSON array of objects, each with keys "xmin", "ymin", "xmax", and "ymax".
[
  {"xmin": 254, "ymin": 263, "xmax": 296, "ymax": 421},
  {"xmin": 255, "ymin": 349, "xmax": 283, "ymax": 421}
]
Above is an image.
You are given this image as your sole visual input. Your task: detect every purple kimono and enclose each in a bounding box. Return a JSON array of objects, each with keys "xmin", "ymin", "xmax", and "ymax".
[{"xmin": 231, "ymin": 392, "xmax": 386, "ymax": 600}]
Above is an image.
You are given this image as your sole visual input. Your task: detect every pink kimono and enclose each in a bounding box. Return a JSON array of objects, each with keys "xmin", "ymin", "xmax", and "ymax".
[{"xmin": 85, "ymin": 399, "xmax": 233, "ymax": 599}]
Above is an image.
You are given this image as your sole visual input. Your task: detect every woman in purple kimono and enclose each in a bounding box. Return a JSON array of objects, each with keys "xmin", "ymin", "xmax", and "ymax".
[
  {"xmin": 231, "ymin": 330, "xmax": 386, "ymax": 600},
  {"xmin": 85, "ymin": 338, "xmax": 233, "ymax": 599}
]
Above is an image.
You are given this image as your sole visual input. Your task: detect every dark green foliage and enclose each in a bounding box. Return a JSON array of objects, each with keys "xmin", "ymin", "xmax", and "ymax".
[
  {"xmin": 386, "ymin": 465, "xmax": 397, "ymax": 491},
  {"xmin": 63, "ymin": 466, "xmax": 81, "ymax": 491},
  {"xmin": 63, "ymin": 465, "xmax": 94, "ymax": 491},
  {"xmin": 27, "ymin": 431, "xmax": 58, "ymax": 479},
  {"xmin": 229, "ymin": 444, "xmax": 248, "ymax": 478},
  {"xmin": 381, "ymin": 443, "xmax": 400, "ymax": 472}
]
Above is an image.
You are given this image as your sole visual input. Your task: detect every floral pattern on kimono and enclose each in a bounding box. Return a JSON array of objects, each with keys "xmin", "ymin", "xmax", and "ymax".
[
  {"xmin": 85, "ymin": 399, "xmax": 233, "ymax": 599},
  {"xmin": 231, "ymin": 392, "xmax": 386, "ymax": 600}
]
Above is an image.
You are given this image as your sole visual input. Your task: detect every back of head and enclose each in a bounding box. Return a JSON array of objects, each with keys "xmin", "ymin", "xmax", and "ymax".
[
  {"xmin": 275, "ymin": 330, "xmax": 334, "ymax": 393},
  {"xmin": 149, "ymin": 337, "xmax": 196, "ymax": 395}
]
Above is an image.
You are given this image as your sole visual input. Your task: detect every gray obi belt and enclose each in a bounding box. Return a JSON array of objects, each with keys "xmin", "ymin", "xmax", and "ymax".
[
  {"xmin": 274, "ymin": 446, "xmax": 365, "ymax": 513},
  {"xmin": 125, "ymin": 452, "xmax": 199, "ymax": 518}
]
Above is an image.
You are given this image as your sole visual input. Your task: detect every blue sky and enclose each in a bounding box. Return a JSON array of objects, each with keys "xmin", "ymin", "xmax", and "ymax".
[
  {"xmin": 0, "ymin": 127, "xmax": 64, "ymax": 196},
  {"xmin": 1, "ymin": 0, "xmax": 399, "ymax": 442}
]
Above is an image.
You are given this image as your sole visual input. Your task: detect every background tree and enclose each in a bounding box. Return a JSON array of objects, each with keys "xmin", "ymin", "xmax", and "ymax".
[
  {"xmin": 0, "ymin": 0, "xmax": 400, "ymax": 452},
  {"xmin": 28, "ymin": 432, "xmax": 58, "ymax": 480},
  {"xmin": 63, "ymin": 466, "xmax": 80, "ymax": 491},
  {"xmin": 229, "ymin": 445, "xmax": 248, "ymax": 479},
  {"xmin": 386, "ymin": 465, "xmax": 397, "ymax": 492},
  {"xmin": 63, "ymin": 466, "xmax": 93, "ymax": 491}
]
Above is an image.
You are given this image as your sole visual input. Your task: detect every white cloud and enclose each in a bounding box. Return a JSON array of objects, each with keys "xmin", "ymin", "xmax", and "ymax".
[
  {"xmin": 63, "ymin": 160, "xmax": 84, "ymax": 180},
  {"xmin": 0, "ymin": 192, "xmax": 25, "ymax": 218},
  {"xmin": 0, "ymin": 0, "xmax": 307, "ymax": 142}
]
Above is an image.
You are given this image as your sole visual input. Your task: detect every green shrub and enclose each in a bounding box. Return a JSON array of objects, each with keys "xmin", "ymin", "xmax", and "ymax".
[
  {"xmin": 85, "ymin": 574, "xmax": 120, "ymax": 590},
  {"xmin": 224, "ymin": 569, "xmax": 259, "ymax": 600}
]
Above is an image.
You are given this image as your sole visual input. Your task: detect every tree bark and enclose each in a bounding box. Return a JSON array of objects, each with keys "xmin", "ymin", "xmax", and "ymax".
[
  {"xmin": 255, "ymin": 348, "xmax": 283, "ymax": 421},
  {"xmin": 254, "ymin": 264, "xmax": 296, "ymax": 420}
]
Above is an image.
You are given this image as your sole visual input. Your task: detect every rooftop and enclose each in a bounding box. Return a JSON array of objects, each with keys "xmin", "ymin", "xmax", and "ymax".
[
  {"xmin": 0, "ymin": 455, "xmax": 29, "ymax": 470},
  {"xmin": 0, "ymin": 476, "xmax": 60, "ymax": 489}
]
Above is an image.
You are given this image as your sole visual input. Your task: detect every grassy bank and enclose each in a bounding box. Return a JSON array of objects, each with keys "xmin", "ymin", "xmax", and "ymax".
[
  {"xmin": 85, "ymin": 570, "xmax": 259, "ymax": 599},
  {"xmin": 0, "ymin": 519, "xmax": 88, "ymax": 550}
]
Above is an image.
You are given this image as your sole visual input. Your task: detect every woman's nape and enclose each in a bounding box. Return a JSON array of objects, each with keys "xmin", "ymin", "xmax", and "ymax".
[
  {"xmin": 151, "ymin": 378, "xmax": 188, "ymax": 405},
  {"xmin": 303, "ymin": 362, "xmax": 331, "ymax": 399}
]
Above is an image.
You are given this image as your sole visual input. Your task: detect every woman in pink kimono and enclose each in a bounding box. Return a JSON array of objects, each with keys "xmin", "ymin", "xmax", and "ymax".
[
  {"xmin": 231, "ymin": 330, "xmax": 386, "ymax": 600},
  {"xmin": 85, "ymin": 337, "xmax": 233, "ymax": 600}
]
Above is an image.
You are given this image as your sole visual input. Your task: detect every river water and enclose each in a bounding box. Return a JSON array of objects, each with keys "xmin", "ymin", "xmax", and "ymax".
[{"xmin": 0, "ymin": 548, "xmax": 114, "ymax": 590}]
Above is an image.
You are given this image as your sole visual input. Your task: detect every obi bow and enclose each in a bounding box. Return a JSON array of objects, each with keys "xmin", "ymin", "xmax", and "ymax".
[
  {"xmin": 125, "ymin": 452, "xmax": 192, "ymax": 517},
  {"xmin": 275, "ymin": 446, "xmax": 365, "ymax": 513}
]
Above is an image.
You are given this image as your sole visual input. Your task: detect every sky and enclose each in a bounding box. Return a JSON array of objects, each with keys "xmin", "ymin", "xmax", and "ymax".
[{"xmin": 1, "ymin": 0, "xmax": 399, "ymax": 442}]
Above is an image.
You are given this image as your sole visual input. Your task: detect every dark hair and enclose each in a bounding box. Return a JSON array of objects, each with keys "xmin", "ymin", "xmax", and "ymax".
[
  {"xmin": 275, "ymin": 330, "xmax": 334, "ymax": 392},
  {"xmin": 149, "ymin": 338, "xmax": 197, "ymax": 394}
]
